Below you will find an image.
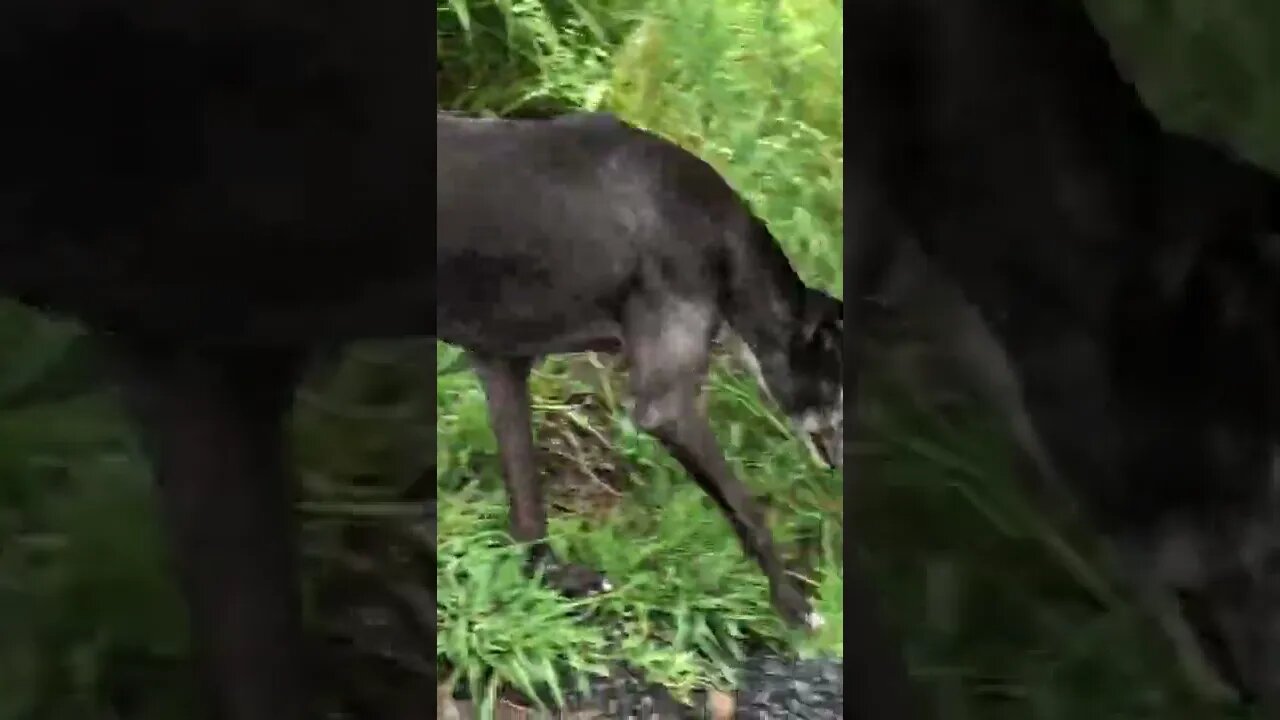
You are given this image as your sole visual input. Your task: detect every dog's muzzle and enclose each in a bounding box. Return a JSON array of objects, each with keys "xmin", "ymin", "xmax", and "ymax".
[{"xmin": 808, "ymin": 428, "xmax": 843, "ymax": 470}]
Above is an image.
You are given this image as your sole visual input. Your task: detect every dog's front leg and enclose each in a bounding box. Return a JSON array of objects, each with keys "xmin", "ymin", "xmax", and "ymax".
[
  {"xmin": 470, "ymin": 352, "xmax": 610, "ymax": 597},
  {"xmin": 114, "ymin": 345, "xmax": 305, "ymax": 720},
  {"xmin": 629, "ymin": 381, "xmax": 818, "ymax": 629}
]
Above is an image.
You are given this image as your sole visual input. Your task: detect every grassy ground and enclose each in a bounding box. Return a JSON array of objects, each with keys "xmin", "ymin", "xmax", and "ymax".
[
  {"xmin": 438, "ymin": 0, "xmax": 845, "ymax": 715},
  {"xmin": 437, "ymin": 0, "xmax": 1279, "ymax": 718},
  {"xmin": 0, "ymin": 0, "xmax": 1277, "ymax": 718}
]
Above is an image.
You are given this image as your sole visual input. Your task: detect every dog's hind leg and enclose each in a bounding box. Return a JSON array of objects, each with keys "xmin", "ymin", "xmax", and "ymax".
[
  {"xmin": 624, "ymin": 298, "xmax": 819, "ymax": 629},
  {"xmin": 469, "ymin": 353, "xmax": 611, "ymax": 597},
  {"xmin": 114, "ymin": 345, "xmax": 306, "ymax": 720}
]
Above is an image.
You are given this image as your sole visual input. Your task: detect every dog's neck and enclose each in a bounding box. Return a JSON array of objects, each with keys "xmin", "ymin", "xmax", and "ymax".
[
  {"xmin": 720, "ymin": 219, "xmax": 811, "ymax": 366},
  {"xmin": 716, "ymin": 220, "xmax": 818, "ymax": 411}
]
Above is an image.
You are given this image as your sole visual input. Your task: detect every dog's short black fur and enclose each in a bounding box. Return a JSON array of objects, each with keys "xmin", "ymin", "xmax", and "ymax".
[
  {"xmin": 437, "ymin": 112, "xmax": 844, "ymax": 628},
  {"xmin": 847, "ymin": 0, "xmax": 1280, "ymax": 709},
  {"xmin": 437, "ymin": 113, "xmax": 926, "ymax": 718},
  {"xmin": 1, "ymin": 3, "xmax": 430, "ymax": 718}
]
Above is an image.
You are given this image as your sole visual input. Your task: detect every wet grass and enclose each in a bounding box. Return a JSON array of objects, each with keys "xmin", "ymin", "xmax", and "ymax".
[{"xmin": 435, "ymin": 0, "xmax": 1275, "ymax": 718}]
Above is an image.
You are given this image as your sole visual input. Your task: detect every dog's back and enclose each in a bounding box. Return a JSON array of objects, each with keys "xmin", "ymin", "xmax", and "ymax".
[
  {"xmin": 0, "ymin": 1, "xmax": 432, "ymax": 346},
  {"xmin": 436, "ymin": 112, "xmax": 800, "ymax": 358}
]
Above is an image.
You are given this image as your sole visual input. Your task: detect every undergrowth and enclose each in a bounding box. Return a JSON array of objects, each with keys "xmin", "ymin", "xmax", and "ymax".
[
  {"xmin": 438, "ymin": 0, "xmax": 846, "ymax": 715},
  {"xmin": 436, "ymin": 0, "xmax": 1276, "ymax": 718}
]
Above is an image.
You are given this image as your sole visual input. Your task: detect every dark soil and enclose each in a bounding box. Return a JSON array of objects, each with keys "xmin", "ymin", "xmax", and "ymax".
[{"xmin": 439, "ymin": 655, "xmax": 845, "ymax": 719}]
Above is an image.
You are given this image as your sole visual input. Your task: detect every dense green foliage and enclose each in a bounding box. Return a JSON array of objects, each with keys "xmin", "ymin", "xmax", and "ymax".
[
  {"xmin": 438, "ymin": 0, "xmax": 1278, "ymax": 717},
  {"xmin": 0, "ymin": 0, "xmax": 1275, "ymax": 717},
  {"xmin": 438, "ymin": 0, "xmax": 845, "ymax": 716}
]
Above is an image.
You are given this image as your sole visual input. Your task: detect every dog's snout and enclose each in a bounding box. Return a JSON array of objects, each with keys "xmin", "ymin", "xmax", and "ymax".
[{"xmin": 810, "ymin": 429, "xmax": 842, "ymax": 470}]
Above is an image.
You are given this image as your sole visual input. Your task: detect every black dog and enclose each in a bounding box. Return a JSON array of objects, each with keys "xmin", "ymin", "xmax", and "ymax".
[
  {"xmin": 436, "ymin": 111, "xmax": 843, "ymax": 629},
  {"xmin": 1, "ymin": 3, "xmax": 430, "ymax": 718},
  {"xmin": 847, "ymin": 0, "xmax": 1279, "ymax": 709}
]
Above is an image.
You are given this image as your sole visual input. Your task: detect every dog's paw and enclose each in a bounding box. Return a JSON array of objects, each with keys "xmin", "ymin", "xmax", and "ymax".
[
  {"xmin": 541, "ymin": 561, "xmax": 614, "ymax": 599},
  {"xmin": 773, "ymin": 584, "xmax": 820, "ymax": 631}
]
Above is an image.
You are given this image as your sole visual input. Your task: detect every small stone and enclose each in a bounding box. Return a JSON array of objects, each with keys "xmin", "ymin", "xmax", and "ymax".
[
  {"xmin": 436, "ymin": 685, "xmax": 461, "ymax": 720},
  {"xmin": 708, "ymin": 690, "xmax": 735, "ymax": 720}
]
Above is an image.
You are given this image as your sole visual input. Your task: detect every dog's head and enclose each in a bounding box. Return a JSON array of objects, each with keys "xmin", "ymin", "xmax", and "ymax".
[
  {"xmin": 1117, "ymin": 499, "xmax": 1280, "ymax": 709},
  {"xmin": 1180, "ymin": 231, "xmax": 1280, "ymax": 710},
  {"xmin": 740, "ymin": 288, "xmax": 844, "ymax": 468},
  {"xmin": 1118, "ymin": 225, "xmax": 1280, "ymax": 709}
]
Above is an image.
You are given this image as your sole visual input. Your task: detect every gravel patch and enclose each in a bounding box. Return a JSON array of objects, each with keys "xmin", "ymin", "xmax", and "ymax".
[
  {"xmin": 439, "ymin": 655, "xmax": 844, "ymax": 719},
  {"xmin": 732, "ymin": 656, "xmax": 844, "ymax": 720}
]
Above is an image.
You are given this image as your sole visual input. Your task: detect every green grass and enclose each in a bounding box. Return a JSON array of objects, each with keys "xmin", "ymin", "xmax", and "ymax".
[
  {"xmin": 436, "ymin": 342, "xmax": 845, "ymax": 715},
  {"xmin": 436, "ymin": 0, "xmax": 1276, "ymax": 718},
  {"xmin": 438, "ymin": 0, "xmax": 846, "ymax": 715}
]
